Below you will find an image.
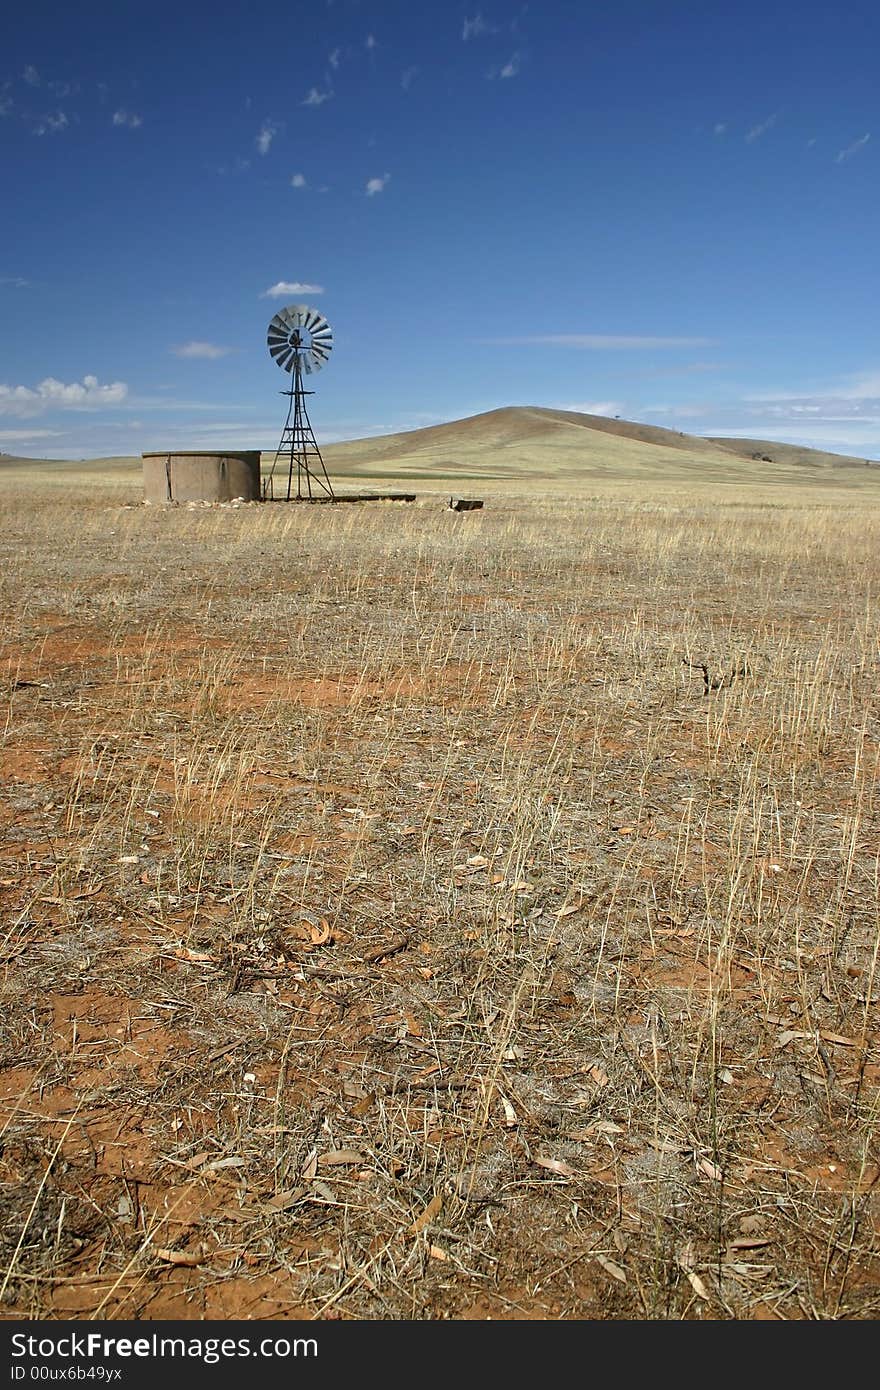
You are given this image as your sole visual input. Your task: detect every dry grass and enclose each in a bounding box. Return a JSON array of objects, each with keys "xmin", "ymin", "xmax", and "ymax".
[{"xmin": 1, "ymin": 464, "xmax": 879, "ymax": 1320}]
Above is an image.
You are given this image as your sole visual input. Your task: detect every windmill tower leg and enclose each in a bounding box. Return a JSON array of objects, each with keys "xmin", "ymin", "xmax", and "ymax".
[{"xmin": 266, "ymin": 304, "xmax": 335, "ymax": 501}]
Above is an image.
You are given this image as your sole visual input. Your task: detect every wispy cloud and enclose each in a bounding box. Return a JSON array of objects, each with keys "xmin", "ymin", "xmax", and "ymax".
[
  {"xmin": 0, "ymin": 428, "xmax": 62, "ymax": 443},
  {"xmin": 498, "ymin": 53, "xmax": 521, "ymax": 79},
  {"xmin": 836, "ymin": 133, "xmax": 870, "ymax": 162},
  {"xmin": 746, "ymin": 113, "xmax": 777, "ymax": 142},
  {"xmin": 290, "ymin": 172, "xmax": 307, "ymax": 188},
  {"xmin": 216, "ymin": 156, "xmax": 251, "ymax": 176},
  {"xmin": 22, "ymin": 65, "xmax": 40, "ymax": 86},
  {"xmin": 302, "ymin": 86, "xmax": 333, "ymax": 107},
  {"xmin": 401, "ymin": 65, "xmax": 419, "ymax": 92},
  {"xmin": 256, "ymin": 119, "xmax": 280, "ymax": 154},
  {"xmin": 0, "ymin": 276, "xmax": 31, "ymax": 289},
  {"xmin": 328, "ymin": 48, "xmax": 340, "ymax": 69},
  {"xmin": 713, "ymin": 122, "xmax": 727, "ymax": 135},
  {"xmin": 171, "ymin": 341, "xmax": 233, "ymax": 359},
  {"xmin": 365, "ymin": 172, "xmax": 391, "ymax": 196},
  {"xmin": 0, "ymin": 375, "xmax": 128, "ymax": 418},
  {"xmin": 261, "ymin": 281, "xmax": 325, "ymax": 298},
  {"xmin": 463, "ymin": 13, "xmax": 494, "ymax": 40},
  {"xmin": 33, "ymin": 111, "xmax": 68, "ymax": 135},
  {"xmin": 638, "ymin": 370, "xmax": 880, "ymax": 455},
  {"xmin": 365, "ymin": 33, "xmax": 377, "ymax": 50},
  {"xmin": 558, "ymin": 400, "xmax": 624, "ymax": 417},
  {"xmin": 483, "ymin": 334, "xmax": 716, "ymax": 349},
  {"xmin": 112, "ymin": 108, "xmax": 142, "ymax": 128}
]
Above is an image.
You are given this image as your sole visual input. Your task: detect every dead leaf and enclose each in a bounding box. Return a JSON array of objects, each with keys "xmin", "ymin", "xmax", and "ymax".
[
  {"xmin": 589, "ymin": 1065, "xmax": 609, "ymax": 1087},
  {"xmin": 310, "ymin": 919, "xmax": 331, "ymax": 945},
  {"xmin": 301, "ymin": 1148, "xmax": 318, "ymax": 1181},
  {"xmin": 410, "ymin": 1192, "xmax": 443, "ymax": 1234},
  {"xmin": 739, "ymin": 1214, "xmax": 766, "ymax": 1234},
  {"xmin": 497, "ymin": 1090, "xmax": 517, "ymax": 1127},
  {"xmin": 40, "ymin": 885, "xmax": 103, "ymax": 903},
  {"xmin": 411, "ymin": 1062, "xmax": 441, "ymax": 1083},
  {"xmin": 310, "ymin": 1180, "xmax": 337, "ymax": 1202},
  {"xmin": 820, "ymin": 1030, "xmax": 861, "ymax": 1048},
  {"xmin": 184, "ymin": 1151, "xmax": 210, "ymax": 1170},
  {"xmin": 466, "ymin": 854, "xmax": 490, "ymax": 868},
  {"xmin": 428, "ymin": 1244, "xmax": 448, "ymax": 1261},
  {"xmin": 172, "ymin": 947, "xmax": 214, "ymax": 963},
  {"xmin": 204, "ymin": 1155, "xmax": 246, "ymax": 1172},
  {"xmin": 554, "ymin": 901, "xmax": 582, "ymax": 918},
  {"xmin": 534, "ymin": 1156, "xmax": 576, "ymax": 1178},
  {"xmin": 775, "ymin": 1029, "xmax": 811, "ymax": 1047},
  {"xmin": 684, "ymin": 1268, "xmax": 710, "ymax": 1300},
  {"xmin": 696, "ymin": 1157, "xmax": 723, "ymax": 1182},
  {"xmin": 155, "ymin": 1248, "xmax": 206, "ymax": 1267},
  {"xmin": 596, "ymin": 1253, "xmax": 627, "ymax": 1283},
  {"xmin": 405, "ymin": 1014, "xmax": 423, "ymax": 1038},
  {"xmin": 318, "ymin": 1149, "xmax": 365, "ymax": 1167},
  {"xmin": 727, "ymin": 1236, "xmax": 773, "ymax": 1251},
  {"xmin": 265, "ymin": 1189, "xmax": 304, "ymax": 1210}
]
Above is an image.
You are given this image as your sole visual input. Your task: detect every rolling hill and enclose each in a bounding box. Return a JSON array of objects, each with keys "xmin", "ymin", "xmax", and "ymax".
[
  {"xmin": 321, "ymin": 406, "xmax": 878, "ymax": 488},
  {"xmin": 3, "ymin": 406, "xmax": 878, "ymax": 492}
]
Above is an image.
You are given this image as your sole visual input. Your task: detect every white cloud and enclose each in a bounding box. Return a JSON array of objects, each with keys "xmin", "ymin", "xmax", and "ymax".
[
  {"xmin": 746, "ymin": 113, "xmax": 777, "ymax": 143},
  {"xmin": 0, "ymin": 375, "xmax": 128, "ymax": 418},
  {"xmin": 302, "ymin": 86, "xmax": 333, "ymax": 107},
  {"xmin": 171, "ymin": 341, "xmax": 233, "ymax": 359},
  {"xmin": 401, "ymin": 66, "xmax": 419, "ymax": 91},
  {"xmin": 836, "ymin": 133, "xmax": 870, "ymax": 162},
  {"xmin": 22, "ymin": 65, "xmax": 40, "ymax": 86},
  {"xmin": 328, "ymin": 48, "xmax": 340, "ymax": 69},
  {"xmin": 366, "ymin": 172, "xmax": 390, "ymax": 196},
  {"xmin": 0, "ymin": 276, "xmax": 30, "ymax": 288},
  {"xmin": 463, "ymin": 13, "xmax": 493, "ymax": 39},
  {"xmin": 33, "ymin": 111, "xmax": 68, "ymax": 135},
  {"xmin": 290, "ymin": 172, "xmax": 307, "ymax": 188},
  {"xmin": 499, "ymin": 53, "xmax": 521, "ymax": 79},
  {"xmin": 261, "ymin": 281, "xmax": 325, "ymax": 298},
  {"xmin": 112, "ymin": 109, "xmax": 142, "ymax": 128},
  {"xmin": 365, "ymin": 33, "xmax": 377, "ymax": 50},
  {"xmin": 714, "ymin": 122, "xmax": 727, "ymax": 135},
  {"xmin": 256, "ymin": 119, "xmax": 280, "ymax": 154},
  {"xmin": 0, "ymin": 92, "xmax": 12, "ymax": 117},
  {"xmin": 483, "ymin": 334, "xmax": 716, "ymax": 349}
]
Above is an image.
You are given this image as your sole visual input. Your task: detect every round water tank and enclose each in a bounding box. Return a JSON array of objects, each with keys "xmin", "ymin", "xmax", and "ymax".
[{"xmin": 142, "ymin": 451, "xmax": 262, "ymax": 504}]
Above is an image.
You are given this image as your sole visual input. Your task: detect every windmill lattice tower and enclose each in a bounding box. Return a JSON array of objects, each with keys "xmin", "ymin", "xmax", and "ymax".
[{"xmin": 266, "ymin": 303, "xmax": 334, "ymax": 500}]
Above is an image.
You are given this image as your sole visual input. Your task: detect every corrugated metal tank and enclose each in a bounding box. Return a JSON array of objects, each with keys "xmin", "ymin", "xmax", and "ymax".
[{"xmin": 142, "ymin": 451, "xmax": 262, "ymax": 503}]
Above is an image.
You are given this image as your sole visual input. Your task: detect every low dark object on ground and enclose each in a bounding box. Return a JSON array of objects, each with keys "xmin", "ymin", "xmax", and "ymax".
[{"xmin": 449, "ymin": 497, "xmax": 484, "ymax": 511}]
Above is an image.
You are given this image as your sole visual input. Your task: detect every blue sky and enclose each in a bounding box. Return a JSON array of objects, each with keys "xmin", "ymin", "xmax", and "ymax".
[{"xmin": 1, "ymin": 0, "xmax": 878, "ymax": 460}]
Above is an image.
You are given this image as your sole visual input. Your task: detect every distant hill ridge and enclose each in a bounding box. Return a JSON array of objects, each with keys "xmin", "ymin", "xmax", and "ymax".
[{"xmin": 3, "ymin": 406, "xmax": 877, "ymax": 484}]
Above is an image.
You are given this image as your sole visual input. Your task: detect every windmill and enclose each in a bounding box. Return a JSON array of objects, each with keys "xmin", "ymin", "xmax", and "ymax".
[{"xmin": 265, "ymin": 304, "xmax": 334, "ymax": 500}]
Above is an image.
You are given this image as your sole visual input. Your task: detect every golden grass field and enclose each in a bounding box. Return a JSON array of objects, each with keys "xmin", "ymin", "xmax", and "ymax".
[{"xmin": 1, "ymin": 408, "xmax": 879, "ymax": 1319}]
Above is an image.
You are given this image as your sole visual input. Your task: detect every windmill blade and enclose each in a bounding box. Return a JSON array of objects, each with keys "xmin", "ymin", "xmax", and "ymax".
[{"xmin": 267, "ymin": 304, "xmax": 333, "ymax": 376}]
